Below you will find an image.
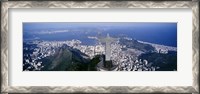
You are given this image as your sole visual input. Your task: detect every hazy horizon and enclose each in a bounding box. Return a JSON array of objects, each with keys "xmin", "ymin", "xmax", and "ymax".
[{"xmin": 23, "ymin": 22, "xmax": 177, "ymax": 47}]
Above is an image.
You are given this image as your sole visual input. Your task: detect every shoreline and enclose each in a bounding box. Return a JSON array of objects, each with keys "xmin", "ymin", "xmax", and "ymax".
[{"xmin": 138, "ymin": 40, "xmax": 177, "ymax": 52}]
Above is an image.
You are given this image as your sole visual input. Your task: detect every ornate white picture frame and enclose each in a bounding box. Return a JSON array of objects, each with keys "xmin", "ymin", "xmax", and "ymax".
[{"xmin": 1, "ymin": 1, "xmax": 199, "ymax": 94}]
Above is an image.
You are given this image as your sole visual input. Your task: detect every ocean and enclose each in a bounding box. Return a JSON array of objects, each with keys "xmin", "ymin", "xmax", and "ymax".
[{"xmin": 23, "ymin": 22, "xmax": 177, "ymax": 47}]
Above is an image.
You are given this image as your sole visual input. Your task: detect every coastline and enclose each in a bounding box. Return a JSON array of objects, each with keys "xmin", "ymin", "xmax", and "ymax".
[{"xmin": 138, "ymin": 40, "xmax": 177, "ymax": 53}]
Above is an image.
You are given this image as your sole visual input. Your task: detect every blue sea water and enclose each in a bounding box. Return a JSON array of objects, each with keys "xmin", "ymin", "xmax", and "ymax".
[{"xmin": 23, "ymin": 22, "xmax": 177, "ymax": 47}]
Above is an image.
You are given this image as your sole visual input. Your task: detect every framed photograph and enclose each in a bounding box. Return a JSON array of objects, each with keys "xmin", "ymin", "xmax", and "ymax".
[{"xmin": 1, "ymin": 1, "xmax": 199, "ymax": 94}]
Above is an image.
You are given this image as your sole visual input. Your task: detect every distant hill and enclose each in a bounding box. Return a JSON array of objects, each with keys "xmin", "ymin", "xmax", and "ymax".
[{"xmin": 119, "ymin": 38, "xmax": 156, "ymax": 52}]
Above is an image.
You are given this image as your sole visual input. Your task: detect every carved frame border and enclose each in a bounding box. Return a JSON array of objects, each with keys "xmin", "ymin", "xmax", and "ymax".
[{"xmin": 1, "ymin": 1, "xmax": 199, "ymax": 94}]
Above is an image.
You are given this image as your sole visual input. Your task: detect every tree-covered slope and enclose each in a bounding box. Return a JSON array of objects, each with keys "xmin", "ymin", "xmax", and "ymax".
[
  {"xmin": 138, "ymin": 51, "xmax": 177, "ymax": 71},
  {"xmin": 41, "ymin": 45, "xmax": 101, "ymax": 71}
]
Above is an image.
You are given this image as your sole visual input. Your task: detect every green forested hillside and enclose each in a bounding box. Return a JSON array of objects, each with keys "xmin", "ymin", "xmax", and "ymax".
[
  {"xmin": 138, "ymin": 51, "xmax": 177, "ymax": 71},
  {"xmin": 41, "ymin": 45, "xmax": 100, "ymax": 71}
]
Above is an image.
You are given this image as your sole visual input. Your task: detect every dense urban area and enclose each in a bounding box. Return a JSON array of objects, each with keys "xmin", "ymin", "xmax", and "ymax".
[{"xmin": 23, "ymin": 36, "xmax": 177, "ymax": 71}]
